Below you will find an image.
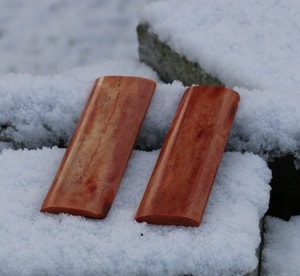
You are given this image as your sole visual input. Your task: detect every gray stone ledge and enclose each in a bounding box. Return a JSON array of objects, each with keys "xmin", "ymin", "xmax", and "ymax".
[{"xmin": 137, "ymin": 24, "xmax": 223, "ymax": 87}]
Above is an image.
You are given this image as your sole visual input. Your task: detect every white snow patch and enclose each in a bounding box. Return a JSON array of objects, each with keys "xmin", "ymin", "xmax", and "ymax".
[
  {"xmin": 0, "ymin": 0, "xmax": 298, "ymax": 274},
  {"xmin": 0, "ymin": 59, "xmax": 161, "ymax": 149},
  {"xmin": 0, "ymin": 148, "xmax": 271, "ymax": 275},
  {"xmin": 0, "ymin": 0, "xmax": 146, "ymax": 74},
  {"xmin": 229, "ymin": 87, "xmax": 300, "ymax": 161},
  {"xmin": 262, "ymin": 216, "xmax": 300, "ymax": 276},
  {"xmin": 140, "ymin": 0, "xmax": 300, "ymax": 92}
]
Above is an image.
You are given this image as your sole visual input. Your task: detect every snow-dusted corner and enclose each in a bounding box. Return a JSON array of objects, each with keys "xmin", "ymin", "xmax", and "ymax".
[
  {"xmin": 139, "ymin": 0, "xmax": 300, "ymax": 92},
  {"xmin": 0, "ymin": 147, "xmax": 270, "ymax": 275},
  {"xmin": 136, "ymin": 24, "xmax": 224, "ymax": 87},
  {"xmin": 228, "ymin": 87, "xmax": 300, "ymax": 162},
  {"xmin": 262, "ymin": 216, "xmax": 300, "ymax": 275}
]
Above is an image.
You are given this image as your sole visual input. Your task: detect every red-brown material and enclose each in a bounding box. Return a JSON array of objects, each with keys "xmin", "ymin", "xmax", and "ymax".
[
  {"xmin": 41, "ymin": 76, "xmax": 156, "ymax": 218},
  {"xmin": 135, "ymin": 86, "xmax": 239, "ymax": 227}
]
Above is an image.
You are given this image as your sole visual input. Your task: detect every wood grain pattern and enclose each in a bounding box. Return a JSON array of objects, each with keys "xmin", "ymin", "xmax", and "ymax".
[
  {"xmin": 135, "ymin": 86, "xmax": 239, "ymax": 227},
  {"xmin": 41, "ymin": 76, "xmax": 156, "ymax": 218}
]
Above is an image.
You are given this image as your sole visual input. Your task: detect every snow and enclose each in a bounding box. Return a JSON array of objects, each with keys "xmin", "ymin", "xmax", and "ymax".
[
  {"xmin": 2, "ymin": 65, "xmax": 300, "ymax": 162},
  {"xmin": 0, "ymin": 0, "xmax": 298, "ymax": 275},
  {"xmin": 139, "ymin": 0, "xmax": 300, "ymax": 92},
  {"xmin": 139, "ymin": 0, "xmax": 300, "ymax": 162},
  {"xmin": 0, "ymin": 148, "xmax": 271, "ymax": 275},
  {"xmin": 229, "ymin": 87, "xmax": 300, "ymax": 162},
  {"xmin": 263, "ymin": 216, "xmax": 300, "ymax": 276},
  {"xmin": 0, "ymin": 0, "xmax": 144, "ymax": 74},
  {"xmin": 0, "ymin": 60, "xmax": 161, "ymax": 149}
]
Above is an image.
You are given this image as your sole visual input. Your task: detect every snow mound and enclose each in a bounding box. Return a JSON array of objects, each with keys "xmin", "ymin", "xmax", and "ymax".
[
  {"xmin": 2, "ymin": 59, "xmax": 300, "ymax": 162},
  {"xmin": 139, "ymin": 0, "xmax": 300, "ymax": 92},
  {"xmin": 263, "ymin": 216, "xmax": 300, "ymax": 276},
  {"xmin": 0, "ymin": 59, "xmax": 163, "ymax": 149},
  {"xmin": 229, "ymin": 87, "xmax": 300, "ymax": 161},
  {"xmin": 0, "ymin": 147, "xmax": 271, "ymax": 275}
]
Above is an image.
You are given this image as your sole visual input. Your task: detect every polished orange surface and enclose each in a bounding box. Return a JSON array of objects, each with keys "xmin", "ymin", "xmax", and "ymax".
[
  {"xmin": 41, "ymin": 76, "xmax": 156, "ymax": 218},
  {"xmin": 135, "ymin": 86, "xmax": 239, "ymax": 227}
]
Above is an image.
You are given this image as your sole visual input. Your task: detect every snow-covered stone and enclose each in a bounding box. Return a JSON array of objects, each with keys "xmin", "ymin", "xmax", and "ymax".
[{"xmin": 0, "ymin": 147, "xmax": 270, "ymax": 275}]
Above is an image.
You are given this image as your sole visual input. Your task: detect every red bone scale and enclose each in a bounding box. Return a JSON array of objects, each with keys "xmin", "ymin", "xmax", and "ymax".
[
  {"xmin": 135, "ymin": 86, "xmax": 240, "ymax": 227},
  {"xmin": 41, "ymin": 76, "xmax": 156, "ymax": 218}
]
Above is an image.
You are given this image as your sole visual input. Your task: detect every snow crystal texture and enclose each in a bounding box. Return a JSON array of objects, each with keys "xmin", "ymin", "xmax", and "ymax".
[
  {"xmin": 140, "ymin": 0, "xmax": 300, "ymax": 92},
  {"xmin": 262, "ymin": 216, "xmax": 300, "ymax": 276},
  {"xmin": 0, "ymin": 148, "xmax": 270, "ymax": 275}
]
